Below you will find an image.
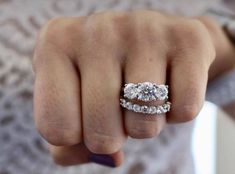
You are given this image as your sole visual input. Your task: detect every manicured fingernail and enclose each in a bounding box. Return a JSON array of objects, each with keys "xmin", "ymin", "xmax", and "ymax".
[{"xmin": 89, "ymin": 154, "xmax": 115, "ymax": 167}]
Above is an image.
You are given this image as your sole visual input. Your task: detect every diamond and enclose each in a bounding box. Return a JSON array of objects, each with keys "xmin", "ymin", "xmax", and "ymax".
[
  {"xmin": 155, "ymin": 85, "xmax": 168, "ymax": 100},
  {"xmin": 137, "ymin": 82, "xmax": 157, "ymax": 101},
  {"xmin": 141, "ymin": 105, "xmax": 149, "ymax": 113},
  {"xmin": 124, "ymin": 83, "xmax": 139, "ymax": 99},
  {"xmin": 126, "ymin": 102, "xmax": 133, "ymax": 110},
  {"xmin": 146, "ymin": 106, "xmax": 156, "ymax": 114},
  {"xmin": 163, "ymin": 102, "xmax": 171, "ymax": 111},
  {"xmin": 156, "ymin": 106, "xmax": 162, "ymax": 114},
  {"xmin": 133, "ymin": 104, "xmax": 141, "ymax": 112},
  {"xmin": 120, "ymin": 99, "xmax": 125, "ymax": 106},
  {"xmin": 159, "ymin": 106, "xmax": 167, "ymax": 113}
]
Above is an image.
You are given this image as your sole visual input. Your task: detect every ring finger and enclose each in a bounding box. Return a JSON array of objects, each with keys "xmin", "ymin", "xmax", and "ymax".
[{"xmin": 123, "ymin": 44, "xmax": 168, "ymax": 138}]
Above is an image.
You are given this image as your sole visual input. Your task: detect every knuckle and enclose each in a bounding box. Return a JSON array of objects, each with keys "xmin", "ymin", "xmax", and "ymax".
[
  {"xmin": 196, "ymin": 16, "xmax": 218, "ymax": 30},
  {"xmin": 178, "ymin": 104, "xmax": 201, "ymax": 122},
  {"xmin": 33, "ymin": 18, "xmax": 71, "ymax": 70},
  {"xmin": 36, "ymin": 121, "xmax": 79, "ymax": 146},
  {"xmin": 142, "ymin": 22, "xmax": 161, "ymax": 41},
  {"xmin": 186, "ymin": 19, "xmax": 207, "ymax": 32},
  {"xmin": 127, "ymin": 124, "xmax": 161, "ymax": 138},
  {"xmin": 170, "ymin": 19, "xmax": 208, "ymax": 44},
  {"xmin": 41, "ymin": 17, "xmax": 73, "ymax": 38},
  {"xmin": 169, "ymin": 18, "xmax": 215, "ymax": 62},
  {"xmin": 38, "ymin": 18, "xmax": 68, "ymax": 44},
  {"xmin": 129, "ymin": 13, "xmax": 162, "ymax": 43},
  {"xmin": 85, "ymin": 14, "xmax": 119, "ymax": 42}
]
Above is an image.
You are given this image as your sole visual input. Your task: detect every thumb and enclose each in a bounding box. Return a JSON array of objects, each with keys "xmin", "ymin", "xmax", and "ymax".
[{"xmin": 49, "ymin": 143, "xmax": 124, "ymax": 167}]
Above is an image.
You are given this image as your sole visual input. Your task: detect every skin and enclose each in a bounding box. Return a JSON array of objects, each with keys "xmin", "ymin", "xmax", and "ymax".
[{"xmin": 33, "ymin": 10, "xmax": 235, "ymax": 167}]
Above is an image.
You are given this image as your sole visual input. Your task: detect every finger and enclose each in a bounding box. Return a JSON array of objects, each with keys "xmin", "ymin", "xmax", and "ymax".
[
  {"xmin": 49, "ymin": 143, "xmax": 90, "ymax": 166},
  {"xmin": 167, "ymin": 41, "xmax": 215, "ymax": 123},
  {"xmin": 124, "ymin": 44, "xmax": 168, "ymax": 139},
  {"xmin": 34, "ymin": 45, "xmax": 82, "ymax": 146},
  {"xmin": 80, "ymin": 55, "xmax": 126, "ymax": 154},
  {"xmin": 49, "ymin": 143, "xmax": 124, "ymax": 167}
]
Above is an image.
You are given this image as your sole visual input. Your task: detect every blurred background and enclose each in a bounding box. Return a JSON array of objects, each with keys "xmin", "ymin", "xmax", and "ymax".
[{"xmin": 192, "ymin": 102, "xmax": 235, "ymax": 174}]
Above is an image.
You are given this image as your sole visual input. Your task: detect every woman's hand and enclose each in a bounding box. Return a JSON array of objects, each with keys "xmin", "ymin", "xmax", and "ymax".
[{"xmin": 33, "ymin": 11, "xmax": 220, "ymax": 167}]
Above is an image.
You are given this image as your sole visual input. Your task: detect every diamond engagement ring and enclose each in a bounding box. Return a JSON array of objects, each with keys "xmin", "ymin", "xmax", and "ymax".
[
  {"xmin": 120, "ymin": 82, "xmax": 171, "ymax": 115},
  {"xmin": 123, "ymin": 82, "xmax": 168, "ymax": 101}
]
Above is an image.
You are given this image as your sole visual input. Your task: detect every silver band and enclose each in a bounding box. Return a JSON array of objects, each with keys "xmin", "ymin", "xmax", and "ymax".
[
  {"xmin": 120, "ymin": 98, "xmax": 171, "ymax": 115},
  {"xmin": 123, "ymin": 82, "xmax": 168, "ymax": 102}
]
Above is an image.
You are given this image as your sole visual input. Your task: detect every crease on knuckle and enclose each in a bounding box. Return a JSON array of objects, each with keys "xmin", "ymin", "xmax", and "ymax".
[
  {"xmin": 40, "ymin": 17, "xmax": 69, "ymax": 40},
  {"xmin": 128, "ymin": 125, "xmax": 160, "ymax": 138},
  {"xmin": 33, "ymin": 18, "xmax": 70, "ymax": 71},
  {"xmin": 170, "ymin": 19, "xmax": 208, "ymax": 48},
  {"xmin": 129, "ymin": 17, "xmax": 163, "ymax": 47},
  {"xmin": 84, "ymin": 16, "xmax": 118, "ymax": 46},
  {"xmin": 169, "ymin": 19, "xmax": 215, "ymax": 64},
  {"xmin": 178, "ymin": 104, "xmax": 201, "ymax": 122}
]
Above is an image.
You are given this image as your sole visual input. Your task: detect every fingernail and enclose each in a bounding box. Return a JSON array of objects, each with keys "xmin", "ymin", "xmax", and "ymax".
[{"xmin": 89, "ymin": 154, "xmax": 116, "ymax": 167}]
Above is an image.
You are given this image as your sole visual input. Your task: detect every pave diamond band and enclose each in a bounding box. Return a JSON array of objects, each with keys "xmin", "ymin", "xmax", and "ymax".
[
  {"xmin": 123, "ymin": 82, "xmax": 168, "ymax": 101},
  {"xmin": 120, "ymin": 98, "xmax": 171, "ymax": 115}
]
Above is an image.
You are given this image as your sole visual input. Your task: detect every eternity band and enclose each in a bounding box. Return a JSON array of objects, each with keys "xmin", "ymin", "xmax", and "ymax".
[
  {"xmin": 120, "ymin": 98, "xmax": 171, "ymax": 115},
  {"xmin": 123, "ymin": 82, "xmax": 168, "ymax": 102}
]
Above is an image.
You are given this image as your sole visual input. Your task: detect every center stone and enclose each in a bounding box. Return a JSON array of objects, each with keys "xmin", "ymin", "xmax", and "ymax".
[{"xmin": 137, "ymin": 82, "xmax": 156, "ymax": 101}]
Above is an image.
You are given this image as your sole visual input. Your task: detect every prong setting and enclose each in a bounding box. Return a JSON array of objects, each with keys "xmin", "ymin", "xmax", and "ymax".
[{"xmin": 123, "ymin": 82, "xmax": 168, "ymax": 101}]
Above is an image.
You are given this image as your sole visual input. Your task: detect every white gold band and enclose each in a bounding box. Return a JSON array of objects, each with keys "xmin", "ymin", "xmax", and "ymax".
[{"xmin": 120, "ymin": 98, "xmax": 171, "ymax": 115}]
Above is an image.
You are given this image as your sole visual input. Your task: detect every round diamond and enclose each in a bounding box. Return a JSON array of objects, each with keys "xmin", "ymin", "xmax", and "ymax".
[
  {"xmin": 158, "ymin": 106, "xmax": 166, "ymax": 113},
  {"xmin": 141, "ymin": 105, "xmax": 149, "ymax": 113},
  {"xmin": 155, "ymin": 85, "xmax": 168, "ymax": 100},
  {"xmin": 133, "ymin": 104, "xmax": 141, "ymax": 112},
  {"xmin": 137, "ymin": 82, "xmax": 157, "ymax": 101},
  {"xmin": 124, "ymin": 83, "xmax": 139, "ymax": 99},
  {"xmin": 126, "ymin": 102, "xmax": 133, "ymax": 110},
  {"xmin": 156, "ymin": 106, "xmax": 162, "ymax": 114},
  {"xmin": 120, "ymin": 99, "xmax": 125, "ymax": 105},
  {"xmin": 148, "ymin": 106, "xmax": 157, "ymax": 114},
  {"xmin": 163, "ymin": 102, "xmax": 171, "ymax": 111}
]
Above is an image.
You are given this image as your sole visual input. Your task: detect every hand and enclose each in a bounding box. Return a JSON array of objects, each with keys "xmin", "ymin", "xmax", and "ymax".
[{"xmin": 33, "ymin": 11, "xmax": 216, "ymax": 167}]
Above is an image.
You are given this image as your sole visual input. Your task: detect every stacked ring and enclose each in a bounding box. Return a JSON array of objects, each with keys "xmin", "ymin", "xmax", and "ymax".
[{"xmin": 120, "ymin": 82, "xmax": 171, "ymax": 115}]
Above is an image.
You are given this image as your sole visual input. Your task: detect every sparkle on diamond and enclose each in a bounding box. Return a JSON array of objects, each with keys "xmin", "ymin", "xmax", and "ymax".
[
  {"xmin": 137, "ymin": 82, "xmax": 157, "ymax": 101},
  {"xmin": 154, "ymin": 85, "xmax": 168, "ymax": 100},
  {"xmin": 124, "ymin": 83, "xmax": 139, "ymax": 99},
  {"xmin": 124, "ymin": 82, "xmax": 168, "ymax": 101}
]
